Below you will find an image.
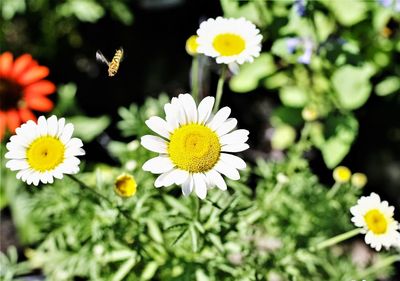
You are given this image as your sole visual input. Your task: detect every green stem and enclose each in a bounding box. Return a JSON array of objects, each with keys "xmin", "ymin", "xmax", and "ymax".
[
  {"xmin": 68, "ymin": 174, "xmax": 136, "ymax": 224},
  {"xmin": 357, "ymin": 254, "xmax": 400, "ymax": 279},
  {"xmin": 191, "ymin": 55, "xmax": 199, "ymax": 103},
  {"xmin": 213, "ymin": 66, "xmax": 227, "ymax": 114},
  {"xmin": 327, "ymin": 182, "xmax": 341, "ymax": 198},
  {"xmin": 312, "ymin": 228, "xmax": 361, "ymax": 251}
]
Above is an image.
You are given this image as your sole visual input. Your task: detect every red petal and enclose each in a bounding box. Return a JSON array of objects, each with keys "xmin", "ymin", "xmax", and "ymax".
[
  {"xmin": 0, "ymin": 52, "xmax": 14, "ymax": 78},
  {"xmin": 10, "ymin": 54, "xmax": 37, "ymax": 79},
  {"xmin": 26, "ymin": 96, "xmax": 54, "ymax": 112},
  {"xmin": 0, "ymin": 112, "xmax": 6, "ymax": 141},
  {"xmin": 17, "ymin": 65, "xmax": 49, "ymax": 86},
  {"xmin": 6, "ymin": 109, "xmax": 21, "ymax": 133},
  {"xmin": 24, "ymin": 80, "xmax": 56, "ymax": 96},
  {"xmin": 19, "ymin": 107, "xmax": 36, "ymax": 122}
]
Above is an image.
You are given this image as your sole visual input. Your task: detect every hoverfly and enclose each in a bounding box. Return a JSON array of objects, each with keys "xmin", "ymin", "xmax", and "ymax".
[{"xmin": 96, "ymin": 47, "xmax": 124, "ymax": 77}]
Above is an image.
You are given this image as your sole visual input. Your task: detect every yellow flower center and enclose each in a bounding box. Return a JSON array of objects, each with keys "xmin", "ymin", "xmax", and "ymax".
[
  {"xmin": 364, "ymin": 209, "xmax": 388, "ymax": 235},
  {"xmin": 115, "ymin": 174, "xmax": 137, "ymax": 197},
  {"xmin": 212, "ymin": 33, "xmax": 246, "ymax": 56},
  {"xmin": 27, "ymin": 136, "xmax": 65, "ymax": 172},
  {"xmin": 333, "ymin": 166, "xmax": 351, "ymax": 183},
  {"xmin": 168, "ymin": 124, "xmax": 220, "ymax": 173},
  {"xmin": 186, "ymin": 35, "xmax": 199, "ymax": 56}
]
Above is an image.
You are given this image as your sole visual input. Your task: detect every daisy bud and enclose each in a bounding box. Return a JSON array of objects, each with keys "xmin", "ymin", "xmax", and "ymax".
[
  {"xmin": 351, "ymin": 173, "xmax": 368, "ymax": 189},
  {"xmin": 333, "ymin": 166, "xmax": 351, "ymax": 183},
  {"xmin": 185, "ymin": 35, "xmax": 199, "ymax": 56},
  {"xmin": 114, "ymin": 173, "xmax": 137, "ymax": 197}
]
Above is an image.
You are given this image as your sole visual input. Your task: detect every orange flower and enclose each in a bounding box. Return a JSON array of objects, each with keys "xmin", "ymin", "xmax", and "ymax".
[{"xmin": 0, "ymin": 52, "xmax": 56, "ymax": 140}]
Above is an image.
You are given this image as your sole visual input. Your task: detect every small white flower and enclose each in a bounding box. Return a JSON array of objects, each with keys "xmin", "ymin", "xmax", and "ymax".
[
  {"xmin": 141, "ymin": 94, "xmax": 249, "ymax": 199},
  {"xmin": 196, "ymin": 17, "xmax": 262, "ymax": 64},
  {"xmin": 5, "ymin": 115, "xmax": 85, "ymax": 186},
  {"xmin": 350, "ymin": 192, "xmax": 400, "ymax": 251}
]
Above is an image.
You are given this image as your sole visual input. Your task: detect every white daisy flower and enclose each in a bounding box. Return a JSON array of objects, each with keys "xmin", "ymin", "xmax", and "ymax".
[
  {"xmin": 141, "ymin": 94, "xmax": 249, "ymax": 199},
  {"xmin": 196, "ymin": 17, "xmax": 262, "ymax": 64},
  {"xmin": 5, "ymin": 115, "xmax": 85, "ymax": 186},
  {"xmin": 350, "ymin": 192, "xmax": 400, "ymax": 251}
]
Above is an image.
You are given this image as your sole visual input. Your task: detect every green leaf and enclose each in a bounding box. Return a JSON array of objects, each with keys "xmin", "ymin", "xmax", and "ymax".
[
  {"xmin": 375, "ymin": 76, "xmax": 400, "ymax": 96},
  {"xmin": 111, "ymin": 257, "xmax": 136, "ymax": 281},
  {"xmin": 229, "ymin": 53, "xmax": 276, "ymax": 93},
  {"xmin": 279, "ymin": 86, "xmax": 308, "ymax": 108},
  {"xmin": 314, "ymin": 11, "xmax": 335, "ymax": 42},
  {"xmin": 332, "ymin": 65, "xmax": 373, "ymax": 110},
  {"xmin": 325, "ymin": 0, "xmax": 367, "ymax": 26},
  {"xmin": 68, "ymin": 115, "xmax": 110, "ymax": 142},
  {"xmin": 271, "ymin": 125, "xmax": 297, "ymax": 150},
  {"xmin": 111, "ymin": 1, "xmax": 134, "ymax": 25},
  {"xmin": 140, "ymin": 261, "xmax": 158, "ymax": 280},
  {"xmin": 147, "ymin": 219, "xmax": 164, "ymax": 244},
  {"xmin": 189, "ymin": 225, "xmax": 199, "ymax": 252},
  {"xmin": 320, "ymin": 114, "xmax": 358, "ymax": 168},
  {"xmin": 59, "ymin": 0, "xmax": 105, "ymax": 23}
]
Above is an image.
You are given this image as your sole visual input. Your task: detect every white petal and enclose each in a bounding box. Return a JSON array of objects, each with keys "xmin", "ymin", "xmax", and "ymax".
[
  {"xmin": 182, "ymin": 175, "xmax": 194, "ymax": 196},
  {"xmin": 47, "ymin": 116, "xmax": 58, "ymax": 137},
  {"xmin": 164, "ymin": 103, "xmax": 179, "ymax": 130},
  {"xmin": 171, "ymin": 97, "xmax": 187, "ymax": 125},
  {"xmin": 141, "ymin": 135, "xmax": 168, "ymax": 153},
  {"xmin": 197, "ymin": 96, "xmax": 215, "ymax": 124},
  {"xmin": 5, "ymin": 150, "xmax": 26, "ymax": 159},
  {"xmin": 216, "ymin": 118, "xmax": 237, "ymax": 136},
  {"xmin": 220, "ymin": 129, "xmax": 249, "ymax": 145},
  {"xmin": 214, "ymin": 160, "xmax": 240, "ymax": 180},
  {"xmin": 38, "ymin": 116, "xmax": 48, "ymax": 136},
  {"xmin": 154, "ymin": 169, "xmax": 175, "ymax": 188},
  {"xmin": 208, "ymin": 107, "xmax": 231, "ymax": 131},
  {"xmin": 221, "ymin": 143, "xmax": 249, "ymax": 153},
  {"xmin": 145, "ymin": 116, "xmax": 170, "ymax": 138},
  {"xmin": 57, "ymin": 118, "xmax": 66, "ymax": 137},
  {"xmin": 59, "ymin": 123, "xmax": 74, "ymax": 143},
  {"xmin": 6, "ymin": 159, "xmax": 29, "ymax": 171},
  {"xmin": 179, "ymin": 94, "xmax": 198, "ymax": 123},
  {"xmin": 66, "ymin": 138, "xmax": 84, "ymax": 149},
  {"xmin": 143, "ymin": 156, "xmax": 175, "ymax": 174},
  {"xmin": 193, "ymin": 173, "xmax": 207, "ymax": 199},
  {"xmin": 206, "ymin": 169, "xmax": 227, "ymax": 191},
  {"xmin": 220, "ymin": 153, "xmax": 246, "ymax": 170}
]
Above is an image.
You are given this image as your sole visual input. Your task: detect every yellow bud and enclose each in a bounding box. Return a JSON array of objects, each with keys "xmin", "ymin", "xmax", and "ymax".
[
  {"xmin": 185, "ymin": 35, "xmax": 199, "ymax": 56},
  {"xmin": 351, "ymin": 173, "xmax": 367, "ymax": 188},
  {"xmin": 302, "ymin": 106, "xmax": 318, "ymax": 122},
  {"xmin": 114, "ymin": 173, "xmax": 137, "ymax": 197},
  {"xmin": 333, "ymin": 166, "xmax": 351, "ymax": 183}
]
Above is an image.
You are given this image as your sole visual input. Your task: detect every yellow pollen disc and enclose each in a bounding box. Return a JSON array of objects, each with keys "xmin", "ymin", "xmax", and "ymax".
[
  {"xmin": 115, "ymin": 174, "xmax": 137, "ymax": 197},
  {"xmin": 212, "ymin": 33, "xmax": 246, "ymax": 56},
  {"xmin": 27, "ymin": 136, "xmax": 65, "ymax": 172},
  {"xmin": 168, "ymin": 124, "xmax": 221, "ymax": 173},
  {"xmin": 364, "ymin": 209, "xmax": 388, "ymax": 235}
]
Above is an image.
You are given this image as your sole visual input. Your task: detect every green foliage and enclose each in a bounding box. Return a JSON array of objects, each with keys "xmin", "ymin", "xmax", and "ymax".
[
  {"xmin": 1, "ymin": 96, "xmax": 397, "ymax": 280},
  {"xmin": 224, "ymin": 0, "xmax": 400, "ymax": 168}
]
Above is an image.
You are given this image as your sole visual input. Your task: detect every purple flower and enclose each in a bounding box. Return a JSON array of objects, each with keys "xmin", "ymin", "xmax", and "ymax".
[
  {"xmin": 379, "ymin": 0, "xmax": 400, "ymax": 10},
  {"xmin": 286, "ymin": 38, "xmax": 301, "ymax": 53},
  {"xmin": 293, "ymin": 0, "xmax": 307, "ymax": 16},
  {"xmin": 379, "ymin": 0, "xmax": 393, "ymax": 7}
]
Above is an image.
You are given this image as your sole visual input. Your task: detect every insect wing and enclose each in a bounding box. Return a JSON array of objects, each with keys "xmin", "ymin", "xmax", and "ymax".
[{"xmin": 96, "ymin": 50, "xmax": 110, "ymax": 65}]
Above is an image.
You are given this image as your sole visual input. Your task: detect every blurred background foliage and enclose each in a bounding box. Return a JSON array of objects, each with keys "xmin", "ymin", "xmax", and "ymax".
[{"xmin": 1, "ymin": 0, "xmax": 400, "ymax": 280}]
